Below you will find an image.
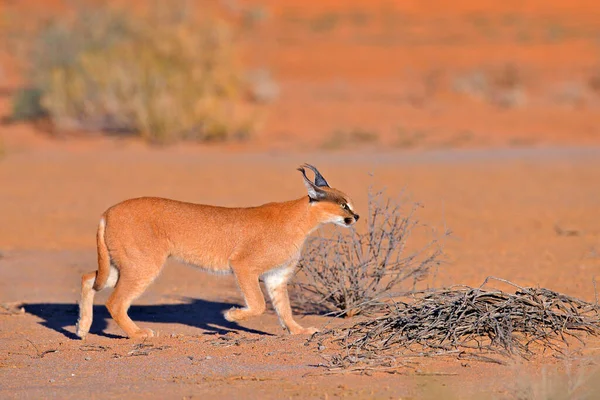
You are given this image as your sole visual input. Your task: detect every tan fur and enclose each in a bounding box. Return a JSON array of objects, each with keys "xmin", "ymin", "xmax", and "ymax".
[{"xmin": 76, "ymin": 164, "xmax": 359, "ymax": 340}]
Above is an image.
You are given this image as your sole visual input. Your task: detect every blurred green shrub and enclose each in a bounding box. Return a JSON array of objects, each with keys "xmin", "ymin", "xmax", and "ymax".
[
  {"xmin": 11, "ymin": 2, "xmax": 260, "ymax": 144},
  {"xmin": 12, "ymin": 88, "xmax": 45, "ymax": 121}
]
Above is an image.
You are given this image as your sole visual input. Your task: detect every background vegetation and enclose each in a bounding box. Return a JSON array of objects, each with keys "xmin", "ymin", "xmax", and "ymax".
[{"xmin": 7, "ymin": 1, "xmax": 265, "ymax": 144}]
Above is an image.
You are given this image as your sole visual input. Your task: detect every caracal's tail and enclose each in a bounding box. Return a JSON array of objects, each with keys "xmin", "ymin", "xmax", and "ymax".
[{"xmin": 93, "ymin": 217, "xmax": 111, "ymax": 291}]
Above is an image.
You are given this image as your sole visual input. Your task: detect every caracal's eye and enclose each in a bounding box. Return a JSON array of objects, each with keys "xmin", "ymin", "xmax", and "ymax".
[{"xmin": 341, "ymin": 203, "xmax": 348, "ymax": 210}]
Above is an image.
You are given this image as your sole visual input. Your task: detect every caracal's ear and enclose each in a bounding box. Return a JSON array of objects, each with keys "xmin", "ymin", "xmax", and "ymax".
[
  {"xmin": 302, "ymin": 163, "xmax": 330, "ymax": 188},
  {"xmin": 297, "ymin": 164, "xmax": 328, "ymax": 201}
]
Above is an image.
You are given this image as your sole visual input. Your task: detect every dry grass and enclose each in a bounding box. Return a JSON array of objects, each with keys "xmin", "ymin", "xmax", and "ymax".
[
  {"xmin": 308, "ymin": 277, "xmax": 600, "ymax": 372},
  {"xmin": 452, "ymin": 65, "xmax": 528, "ymax": 109},
  {"xmin": 293, "ymin": 184, "xmax": 449, "ymax": 317},
  {"xmin": 7, "ymin": 1, "xmax": 264, "ymax": 144}
]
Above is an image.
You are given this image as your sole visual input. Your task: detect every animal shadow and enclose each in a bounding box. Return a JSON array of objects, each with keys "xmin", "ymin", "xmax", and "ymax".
[{"xmin": 24, "ymin": 297, "xmax": 272, "ymax": 340}]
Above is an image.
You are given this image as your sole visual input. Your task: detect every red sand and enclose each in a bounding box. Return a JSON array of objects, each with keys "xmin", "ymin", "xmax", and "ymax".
[{"xmin": 1, "ymin": 1, "xmax": 600, "ymax": 398}]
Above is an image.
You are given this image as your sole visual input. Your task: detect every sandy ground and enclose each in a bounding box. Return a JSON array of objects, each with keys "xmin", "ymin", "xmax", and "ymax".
[
  {"xmin": 1, "ymin": 143, "xmax": 600, "ymax": 399},
  {"xmin": 1, "ymin": 0, "xmax": 600, "ymax": 398}
]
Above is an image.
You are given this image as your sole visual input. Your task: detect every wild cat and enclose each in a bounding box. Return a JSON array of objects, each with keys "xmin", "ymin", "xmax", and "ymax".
[{"xmin": 76, "ymin": 164, "xmax": 359, "ymax": 339}]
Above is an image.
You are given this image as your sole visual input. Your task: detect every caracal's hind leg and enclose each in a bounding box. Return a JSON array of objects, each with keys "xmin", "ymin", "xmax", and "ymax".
[
  {"xmin": 263, "ymin": 266, "xmax": 318, "ymax": 335},
  {"xmin": 76, "ymin": 265, "xmax": 120, "ymax": 339},
  {"xmin": 105, "ymin": 263, "xmax": 161, "ymax": 339},
  {"xmin": 76, "ymin": 271, "xmax": 99, "ymax": 339},
  {"xmin": 224, "ymin": 264, "xmax": 266, "ymax": 323}
]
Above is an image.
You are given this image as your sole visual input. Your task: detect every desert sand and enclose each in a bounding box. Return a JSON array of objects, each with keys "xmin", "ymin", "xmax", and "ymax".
[{"xmin": 1, "ymin": 0, "xmax": 600, "ymax": 398}]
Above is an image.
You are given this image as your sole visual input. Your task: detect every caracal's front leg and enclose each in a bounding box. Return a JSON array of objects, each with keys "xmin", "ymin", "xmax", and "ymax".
[
  {"xmin": 263, "ymin": 265, "xmax": 319, "ymax": 335},
  {"xmin": 225, "ymin": 265, "xmax": 266, "ymax": 323}
]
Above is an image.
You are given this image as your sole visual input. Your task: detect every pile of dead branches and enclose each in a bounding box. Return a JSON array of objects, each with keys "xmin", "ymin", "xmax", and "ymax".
[{"xmin": 310, "ymin": 278, "xmax": 600, "ymax": 369}]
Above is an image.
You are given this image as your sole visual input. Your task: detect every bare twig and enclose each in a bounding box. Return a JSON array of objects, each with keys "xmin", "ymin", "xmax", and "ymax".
[
  {"xmin": 593, "ymin": 276, "xmax": 598, "ymax": 307},
  {"xmin": 24, "ymin": 339, "xmax": 58, "ymax": 359},
  {"xmin": 206, "ymin": 336, "xmax": 261, "ymax": 348},
  {"xmin": 126, "ymin": 343, "xmax": 171, "ymax": 357},
  {"xmin": 79, "ymin": 344, "xmax": 111, "ymax": 352}
]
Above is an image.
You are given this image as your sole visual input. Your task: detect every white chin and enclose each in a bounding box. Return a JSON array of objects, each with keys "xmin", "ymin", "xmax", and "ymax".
[{"xmin": 333, "ymin": 219, "xmax": 351, "ymax": 227}]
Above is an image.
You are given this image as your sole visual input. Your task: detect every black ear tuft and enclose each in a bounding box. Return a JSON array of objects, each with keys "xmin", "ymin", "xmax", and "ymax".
[
  {"xmin": 298, "ymin": 166, "xmax": 326, "ymax": 201},
  {"xmin": 301, "ymin": 163, "xmax": 330, "ymax": 188}
]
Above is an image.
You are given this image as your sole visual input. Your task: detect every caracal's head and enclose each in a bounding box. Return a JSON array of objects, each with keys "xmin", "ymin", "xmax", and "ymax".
[{"xmin": 297, "ymin": 163, "xmax": 359, "ymax": 227}]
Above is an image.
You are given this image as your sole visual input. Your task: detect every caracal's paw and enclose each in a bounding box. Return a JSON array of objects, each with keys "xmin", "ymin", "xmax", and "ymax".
[
  {"xmin": 224, "ymin": 307, "xmax": 246, "ymax": 322},
  {"xmin": 75, "ymin": 322, "xmax": 90, "ymax": 340},
  {"xmin": 76, "ymin": 330, "xmax": 88, "ymax": 340},
  {"xmin": 290, "ymin": 326, "xmax": 320, "ymax": 335},
  {"xmin": 130, "ymin": 328, "xmax": 155, "ymax": 339}
]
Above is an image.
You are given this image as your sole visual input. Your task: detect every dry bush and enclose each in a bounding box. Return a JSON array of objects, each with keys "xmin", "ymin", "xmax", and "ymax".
[
  {"xmin": 308, "ymin": 277, "xmax": 600, "ymax": 373},
  {"xmin": 293, "ymin": 185, "xmax": 449, "ymax": 318},
  {"xmin": 9, "ymin": 1, "xmax": 263, "ymax": 144},
  {"xmin": 452, "ymin": 64, "xmax": 527, "ymax": 108}
]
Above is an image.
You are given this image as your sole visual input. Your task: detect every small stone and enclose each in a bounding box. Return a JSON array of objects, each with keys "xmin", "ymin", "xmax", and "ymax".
[
  {"xmin": 84, "ymin": 356, "xmax": 91, "ymax": 361},
  {"xmin": 71, "ymin": 374, "xmax": 75, "ymax": 377},
  {"xmin": 205, "ymin": 356, "xmax": 212, "ymax": 360},
  {"xmin": 187, "ymin": 356, "xmax": 194, "ymax": 361},
  {"xmin": 49, "ymin": 379, "xmax": 55, "ymax": 383},
  {"xmin": 318, "ymin": 345, "xmax": 326, "ymax": 351}
]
